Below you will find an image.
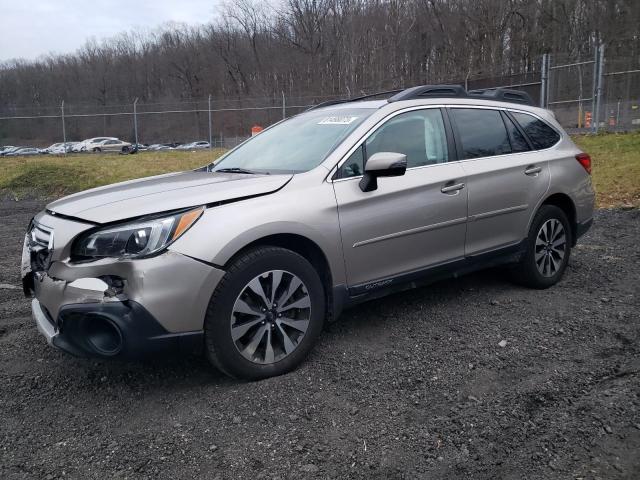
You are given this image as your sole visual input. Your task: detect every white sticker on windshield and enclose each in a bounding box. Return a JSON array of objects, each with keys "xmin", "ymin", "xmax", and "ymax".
[{"xmin": 318, "ymin": 116, "xmax": 359, "ymax": 125}]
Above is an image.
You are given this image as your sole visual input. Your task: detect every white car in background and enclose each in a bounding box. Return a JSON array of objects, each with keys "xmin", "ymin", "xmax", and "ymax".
[
  {"xmin": 0, "ymin": 145, "xmax": 17, "ymax": 155},
  {"xmin": 73, "ymin": 137, "xmax": 118, "ymax": 152},
  {"xmin": 43, "ymin": 143, "xmax": 64, "ymax": 154},
  {"xmin": 1, "ymin": 146, "xmax": 19, "ymax": 156},
  {"xmin": 44, "ymin": 142, "xmax": 77, "ymax": 154},
  {"xmin": 177, "ymin": 141, "xmax": 210, "ymax": 150}
]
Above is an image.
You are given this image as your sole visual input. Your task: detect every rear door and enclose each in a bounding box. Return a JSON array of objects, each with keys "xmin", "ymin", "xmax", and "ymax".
[
  {"xmin": 333, "ymin": 107, "xmax": 468, "ymax": 290},
  {"xmin": 449, "ymin": 107, "xmax": 550, "ymax": 255}
]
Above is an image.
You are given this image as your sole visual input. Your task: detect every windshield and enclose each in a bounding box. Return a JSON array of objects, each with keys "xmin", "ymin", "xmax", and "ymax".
[{"xmin": 209, "ymin": 107, "xmax": 373, "ymax": 174}]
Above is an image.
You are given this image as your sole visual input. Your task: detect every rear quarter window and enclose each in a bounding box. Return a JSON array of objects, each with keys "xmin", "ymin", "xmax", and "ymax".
[{"xmin": 512, "ymin": 112, "xmax": 561, "ymax": 149}]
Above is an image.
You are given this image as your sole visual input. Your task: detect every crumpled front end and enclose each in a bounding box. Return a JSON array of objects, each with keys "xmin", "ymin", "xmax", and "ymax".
[{"xmin": 23, "ymin": 211, "xmax": 225, "ymax": 359}]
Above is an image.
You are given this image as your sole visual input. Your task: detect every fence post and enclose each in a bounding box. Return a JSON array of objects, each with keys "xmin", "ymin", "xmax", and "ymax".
[
  {"xmin": 133, "ymin": 97, "xmax": 139, "ymax": 146},
  {"xmin": 282, "ymin": 91, "xmax": 286, "ymax": 120},
  {"xmin": 591, "ymin": 47, "xmax": 599, "ymax": 133},
  {"xmin": 208, "ymin": 94, "xmax": 213, "ymax": 149},
  {"xmin": 61, "ymin": 100, "xmax": 67, "ymax": 156},
  {"xmin": 546, "ymin": 54, "xmax": 551, "ymax": 108},
  {"xmin": 593, "ymin": 43, "xmax": 605, "ymax": 133},
  {"xmin": 540, "ymin": 53, "xmax": 548, "ymax": 108}
]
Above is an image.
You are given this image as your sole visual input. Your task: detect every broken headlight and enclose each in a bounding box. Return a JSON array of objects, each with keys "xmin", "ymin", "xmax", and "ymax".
[{"xmin": 72, "ymin": 207, "xmax": 204, "ymax": 260}]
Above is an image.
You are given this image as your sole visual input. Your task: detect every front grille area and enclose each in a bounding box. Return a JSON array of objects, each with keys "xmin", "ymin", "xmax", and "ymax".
[
  {"xmin": 30, "ymin": 223, "xmax": 53, "ymax": 251},
  {"xmin": 27, "ymin": 221, "xmax": 54, "ymax": 272}
]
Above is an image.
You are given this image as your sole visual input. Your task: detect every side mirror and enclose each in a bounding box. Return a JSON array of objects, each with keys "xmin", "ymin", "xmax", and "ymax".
[{"xmin": 359, "ymin": 152, "xmax": 407, "ymax": 192}]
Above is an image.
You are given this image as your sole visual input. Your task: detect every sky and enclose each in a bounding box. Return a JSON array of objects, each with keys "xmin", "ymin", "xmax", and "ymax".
[{"xmin": 0, "ymin": 0, "xmax": 222, "ymax": 62}]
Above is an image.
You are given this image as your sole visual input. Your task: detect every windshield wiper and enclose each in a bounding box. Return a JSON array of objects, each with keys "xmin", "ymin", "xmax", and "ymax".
[{"xmin": 214, "ymin": 167, "xmax": 259, "ymax": 175}]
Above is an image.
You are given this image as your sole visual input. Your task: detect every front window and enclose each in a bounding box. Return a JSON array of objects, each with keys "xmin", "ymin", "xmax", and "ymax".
[
  {"xmin": 209, "ymin": 107, "xmax": 373, "ymax": 174},
  {"xmin": 337, "ymin": 108, "xmax": 449, "ymax": 179},
  {"xmin": 365, "ymin": 108, "xmax": 448, "ymax": 167}
]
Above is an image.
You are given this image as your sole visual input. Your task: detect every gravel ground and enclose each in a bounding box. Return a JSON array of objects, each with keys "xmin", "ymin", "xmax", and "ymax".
[{"xmin": 1, "ymin": 199, "xmax": 638, "ymax": 480}]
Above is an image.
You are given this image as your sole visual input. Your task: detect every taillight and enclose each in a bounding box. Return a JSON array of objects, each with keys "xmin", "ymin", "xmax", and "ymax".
[{"xmin": 575, "ymin": 153, "xmax": 592, "ymax": 174}]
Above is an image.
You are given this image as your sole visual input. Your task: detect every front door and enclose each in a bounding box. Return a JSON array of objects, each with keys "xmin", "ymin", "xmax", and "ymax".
[{"xmin": 332, "ymin": 108, "xmax": 468, "ymax": 291}]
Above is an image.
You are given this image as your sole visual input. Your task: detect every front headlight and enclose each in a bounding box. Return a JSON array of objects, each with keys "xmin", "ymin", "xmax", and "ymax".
[{"xmin": 72, "ymin": 207, "xmax": 204, "ymax": 260}]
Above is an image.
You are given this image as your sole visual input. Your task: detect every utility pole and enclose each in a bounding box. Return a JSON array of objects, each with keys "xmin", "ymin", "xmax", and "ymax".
[
  {"xmin": 61, "ymin": 100, "xmax": 67, "ymax": 157},
  {"xmin": 208, "ymin": 94, "xmax": 213, "ymax": 149},
  {"xmin": 133, "ymin": 97, "xmax": 139, "ymax": 147}
]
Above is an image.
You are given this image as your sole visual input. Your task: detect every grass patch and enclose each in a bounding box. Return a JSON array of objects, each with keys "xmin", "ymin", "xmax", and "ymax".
[
  {"xmin": 1, "ymin": 133, "xmax": 638, "ymax": 208},
  {"xmin": 573, "ymin": 131, "xmax": 640, "ymax": 208},
  {"xmin": 0, "ymin": 149, "xmax": 224, "ymax": 199}
]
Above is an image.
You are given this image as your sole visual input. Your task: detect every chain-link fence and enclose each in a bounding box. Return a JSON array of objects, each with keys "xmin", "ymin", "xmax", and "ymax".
[
  {"xmin": 1, "ymin": 45, "xmax": 638, "ymax": 150},
  {"xmin": 541, "ymin": 45, "xmax": 640, "ymax": 133},
  {"xmin": 0, "ymin": 95, "xmax": 332, "ymax": 149}
]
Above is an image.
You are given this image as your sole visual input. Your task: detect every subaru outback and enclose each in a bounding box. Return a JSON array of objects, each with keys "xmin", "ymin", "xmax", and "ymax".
[{"xmin": 22, "ymin": 85, "xmax": 595, "ymax": 379}]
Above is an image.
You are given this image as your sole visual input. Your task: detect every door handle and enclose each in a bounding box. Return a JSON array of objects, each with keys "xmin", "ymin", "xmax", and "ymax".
[
  {"xmin": 524, "ymin": 166, "xmax": 542, "ymax": 176},
  {"xmin": 441, "ymin": 182, "xmax": 465, "ymax": 194}
]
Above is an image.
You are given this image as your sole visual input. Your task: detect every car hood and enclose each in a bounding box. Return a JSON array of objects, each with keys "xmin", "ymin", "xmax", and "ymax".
[{"xmin": 46, "ymin": 170, "xmax": 293, "ymax": 223}]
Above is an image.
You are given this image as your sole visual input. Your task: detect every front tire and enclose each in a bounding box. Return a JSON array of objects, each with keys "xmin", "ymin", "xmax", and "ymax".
[
  {"xmin": 511, "ymin": 205, "xmax": 572, "ymax": 289},
  {"xmin": 92, "ymin": 147, "xmax": 101, "ymax": 153},
  {"xmin": 204, "ymin": 246, "xmax": 326, "ymax": 380}
]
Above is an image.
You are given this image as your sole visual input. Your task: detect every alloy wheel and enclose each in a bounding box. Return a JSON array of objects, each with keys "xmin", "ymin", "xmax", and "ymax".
[
  {"xmin": 535, "ymin": 219, "xmax": 566, "ymax": 277},
  {"xmin": 230, "ymin": 270, "xmax": 311, "ymax": 364}
]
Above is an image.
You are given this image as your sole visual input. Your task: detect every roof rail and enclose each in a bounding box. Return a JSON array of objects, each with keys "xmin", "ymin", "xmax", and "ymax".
[
  {"xmin": 467, "ymin": 87, "xmax": 534, "ymax": 106},
  {"xmin": 306, "ymin": 84, "xmax": 535, "ymax": 111},
  {"xmin": 387, "ymin": 85, "xmax": 468, "ymax": 103},
  {"xmin": 306, "ymin": 89, "xmax": 403, "ymax": 111},
  {"xmin": 306, "ymin": 99, "xmax": 350, "ymax": 111}
]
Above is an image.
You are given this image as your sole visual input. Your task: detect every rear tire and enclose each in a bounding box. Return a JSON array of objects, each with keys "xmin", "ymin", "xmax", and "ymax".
[
  {"xmin": 204, "ymin": 246, "xmax": 326, "ymax": 380},
  {"xmin": 511, "ymin": 205, "xmax": 572, "ymax": 289}
]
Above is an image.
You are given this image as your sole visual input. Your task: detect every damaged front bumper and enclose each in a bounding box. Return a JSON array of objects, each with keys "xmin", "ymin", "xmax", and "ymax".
[
  {"xmin": 30, "ymin": 296, "xmax": 204, "ymax": 359},
  {"xmin": 23, "ymin": 212, "xmax": 225, "ymax": 359}
]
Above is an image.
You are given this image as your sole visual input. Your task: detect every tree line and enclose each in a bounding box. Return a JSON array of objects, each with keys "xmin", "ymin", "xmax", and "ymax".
[{"xmin": 0, "ymin": 0, "xmax": 638, "ymax": 144}]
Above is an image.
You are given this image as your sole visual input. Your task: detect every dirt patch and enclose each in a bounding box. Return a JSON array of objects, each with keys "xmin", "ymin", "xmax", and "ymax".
[{"xmin": 1, "ymin": 200, "xmax": 638, "ymax": 479}]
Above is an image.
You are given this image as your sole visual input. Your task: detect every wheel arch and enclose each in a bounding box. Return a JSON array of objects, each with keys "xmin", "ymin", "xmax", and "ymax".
[
  {"xmin": 539, "ymin": 193, "xmax": 578, "ymax": 245},
  {"xmin": 223, "ymin": 233, "xmax": 337, "ymax": 321}
]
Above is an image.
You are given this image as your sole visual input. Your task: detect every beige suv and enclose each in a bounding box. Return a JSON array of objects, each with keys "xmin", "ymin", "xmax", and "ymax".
[{"xmin": 22, "ymin": 85, "xmax": 594, "ymax": 379}]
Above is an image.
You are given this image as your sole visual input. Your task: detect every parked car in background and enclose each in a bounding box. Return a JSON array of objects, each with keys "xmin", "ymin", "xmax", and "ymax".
[
  {"xmin": 73, "ymin": 137, "xmax": 118, "ymax": 152},
  {"xmin": 42, "ymin": 143, "xmax": 61, "ymax": 154},
  {"xmin": 0, "ymin": 146, "xmax": 17, "ymax": 155},
  {"xmin": 148, "ymin": 143, "xmax": 179, "ymax": 151},
  {"xmin": 43, "ymin": 142, "xmax": 76, "ymax": 154},
  {"xmin": 147, "ymin": 144, "xmax": 168, "ymax": 151},
  {"xmin": 177, "ymin": 141, "xmax": 210, "ymax": 150},
  {"xmin": 91, "ymin": 138, "xmax": 132, "ymax": 153},
  {"xmin": 4, "ymin": 147, "xmax": 41, "ymax": 156}
]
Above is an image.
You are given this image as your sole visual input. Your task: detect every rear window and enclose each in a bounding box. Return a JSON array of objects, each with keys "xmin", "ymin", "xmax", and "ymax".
[
  {"xmin": 512, "ymin": 112, "xmax": 560, "ymax": 149},
  {"xmin": 450, "ymin": 108, "xmax": 511, "ymax": 159}
]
